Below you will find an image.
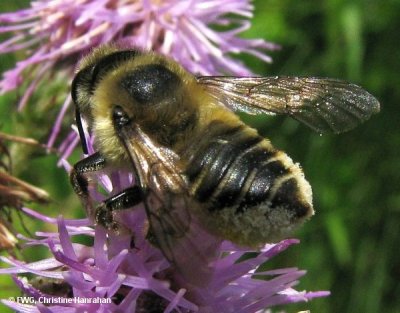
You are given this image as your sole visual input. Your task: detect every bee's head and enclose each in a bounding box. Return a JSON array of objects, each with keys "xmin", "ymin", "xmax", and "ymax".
[
  {"xmin": 71, "ymin": 47, "xmax": 140, "ymax": 123},
  {"xmin": 71, "ymin": 46, "xmax": 199, "ymax": 155},
  {"xmin": 71, "ymin": 47, "xmax": 142, "ymax": 154}
]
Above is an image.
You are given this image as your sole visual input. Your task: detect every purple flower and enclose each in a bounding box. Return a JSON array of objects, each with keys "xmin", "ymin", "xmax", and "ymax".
[
  {"xmin": 0, "ymin": 0, "xmax": 277, "ymax": 98},
  {"xmin": 0, "ymin": 157, "xmax": 329, "ymax": 312},
  {"xmin": 0, "ymin": 209, "xmax": 328, "ymax": 312}
]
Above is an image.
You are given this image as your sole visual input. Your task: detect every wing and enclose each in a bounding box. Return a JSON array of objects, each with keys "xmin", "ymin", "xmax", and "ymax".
[
  {"xmin": 197, "ymin": 76, "xmax": 380, "ymax": 134},
  {"xmin": 118, "ymin": 123, "xmax": 222, "ymax": 287}
]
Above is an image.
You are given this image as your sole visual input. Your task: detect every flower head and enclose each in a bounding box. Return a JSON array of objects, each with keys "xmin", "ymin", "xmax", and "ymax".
[
  {"xmin": 0, "ymin": 0, "xmax": 277, "ymax": 99},
  {"xmin": 0, "ymin": 209, "xmax": 328, "ymax": 312},
  {"xmin": 0, "ymin": 158, "xmax": 329, "ymax": 312}
]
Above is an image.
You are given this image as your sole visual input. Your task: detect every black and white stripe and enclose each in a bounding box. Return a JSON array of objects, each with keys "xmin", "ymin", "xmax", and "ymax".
[{"xmin": 186, "ymin": 120, "xmax": 310, "ymax": 219}]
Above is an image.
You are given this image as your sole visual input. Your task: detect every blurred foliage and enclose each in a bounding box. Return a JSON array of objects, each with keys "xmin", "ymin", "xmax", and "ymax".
[
  {"xmin": 245, "ymin": 1, "xmax": 400, "ymax": 313},
  {"xmin": 0, "ymin": 0, "xmax": 399, "ymax": 313}
]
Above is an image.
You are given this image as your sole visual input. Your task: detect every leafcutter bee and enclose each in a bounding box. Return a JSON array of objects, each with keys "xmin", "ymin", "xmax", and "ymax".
[{"xmin": 70, "ymin": 45, "xmax": 379, "ymax": 282}]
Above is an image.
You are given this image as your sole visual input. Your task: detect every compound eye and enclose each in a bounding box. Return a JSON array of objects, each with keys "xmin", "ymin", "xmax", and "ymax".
[{"xmin": 120, "ymin": 64, "xmax": 180, "ymax": 105}]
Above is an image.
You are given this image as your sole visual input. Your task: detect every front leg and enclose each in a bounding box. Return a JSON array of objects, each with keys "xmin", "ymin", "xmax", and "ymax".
[
  {"xmin": 95, "ymin": 186, "xmax": 144, "ymax": 231},
  {"xmin": 70, "ymin": 152, "xmax": 106, "ymax": 218},
  {"xmin": 70, "ymin": 152, "xmax": 144, "ymax": 231}
]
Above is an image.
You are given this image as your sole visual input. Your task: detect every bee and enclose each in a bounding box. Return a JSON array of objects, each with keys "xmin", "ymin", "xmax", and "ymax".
[{"xmin": 70, "ymin": 45, "xmax": 379, "ymax": 282}]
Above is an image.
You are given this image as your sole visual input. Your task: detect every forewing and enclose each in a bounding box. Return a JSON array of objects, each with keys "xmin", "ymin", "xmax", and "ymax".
[
  {"xmin": 198, "ymin": 76, "xmax": 380, "ymax": 134},
  {"xmin": 144, "ymin": 189, "xmax": 221, "ymax": 286},
  {"xmin": 119, "ymin": 125, "xmax": 221, "ymax": 286}
]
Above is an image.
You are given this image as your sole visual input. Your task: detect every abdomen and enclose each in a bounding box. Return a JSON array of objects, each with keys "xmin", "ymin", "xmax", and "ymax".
[{"xmin": 184, "ymin": 120, "xmax": 313, "ymax": 246}]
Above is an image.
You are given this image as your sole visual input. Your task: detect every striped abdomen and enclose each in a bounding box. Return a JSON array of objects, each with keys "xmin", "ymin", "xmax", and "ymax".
[{"xmin": 184, "ymin": 120, "xmax": 313, "ymax": 245}]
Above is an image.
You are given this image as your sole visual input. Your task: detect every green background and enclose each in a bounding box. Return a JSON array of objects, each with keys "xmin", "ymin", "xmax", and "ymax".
[{"xmin": 0, "ymin": 0, "xmax": 399, "ymax": 312}]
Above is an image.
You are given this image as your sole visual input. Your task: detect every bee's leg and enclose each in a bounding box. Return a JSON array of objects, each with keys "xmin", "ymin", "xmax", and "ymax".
[
  {"xmin": 70, "ymin": 152, "xmax": 106, "ymax": 216},
  {"xmin": 95, "ymin": 186, "xmax": 144, "ymax": 231}
]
